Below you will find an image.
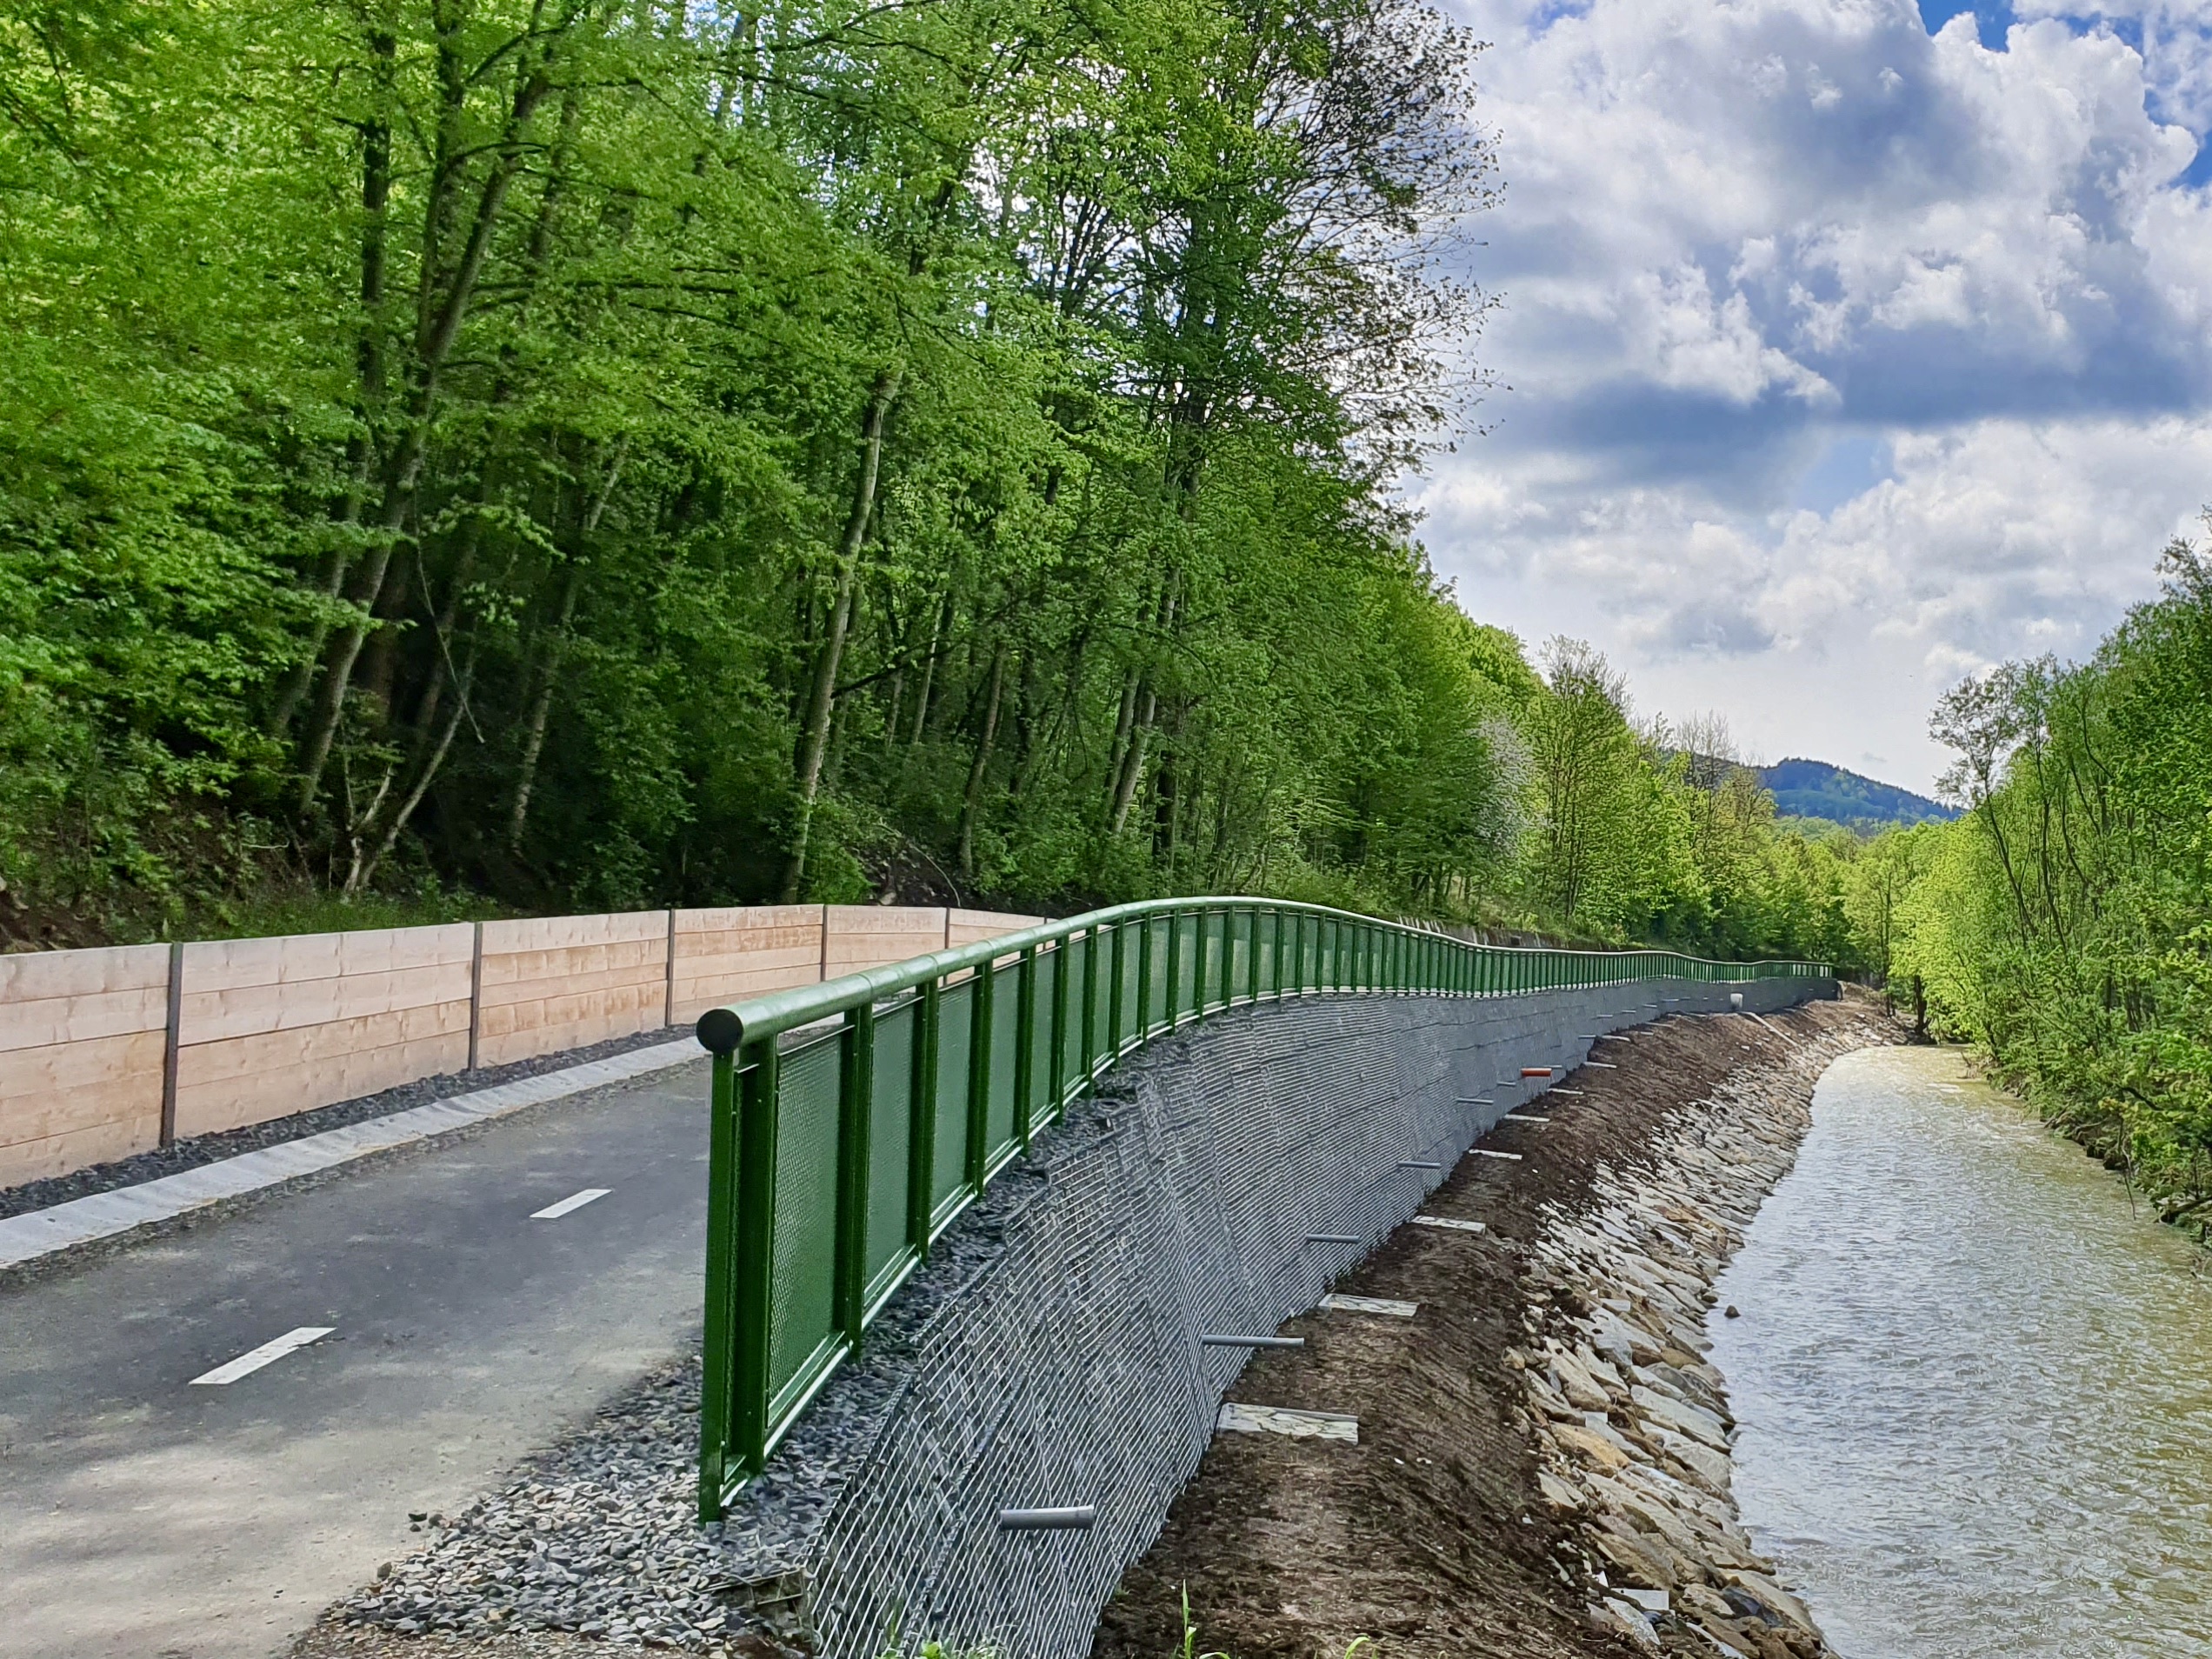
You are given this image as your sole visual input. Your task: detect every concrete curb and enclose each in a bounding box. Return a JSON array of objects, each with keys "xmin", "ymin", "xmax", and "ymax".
[{"xmin": 0, "ymin": 1039, "xmax": 705, "ymax": 1272}]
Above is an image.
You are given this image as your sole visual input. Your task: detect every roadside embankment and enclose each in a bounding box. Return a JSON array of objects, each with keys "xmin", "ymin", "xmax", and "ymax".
[{"xmin": 1094, "ymin": 994, "xmax": 1896, "ymax": 1659}]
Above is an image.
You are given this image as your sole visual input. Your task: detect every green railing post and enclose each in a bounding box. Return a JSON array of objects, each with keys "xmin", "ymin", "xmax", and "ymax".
[
  {"xmin": 1133, "ymin": 914, "xmax": 1150, "ymax": 1044},
  {"xmin": 833, "ymin": 1002, "xmax": 873, "ymax": 1349},
  {"xmin": 909, "ymin": 979, "xmax": 938, "ymax": 1260},
  {"xmin": 1015, "ymin": 944, "xmax": 1037, "ymax": 1150},
  {"xmin": 1081, "ymin": 927, "xmax": 1098, "ymax": 1080},
  {"xmin": 1049, "ymin": 936, "xmax": 1071, "ymax": 1120},
  {"xmin": 1105, "ymin": 922, "xmax": 1123, "ymax": 1060},
  {"xmin": 732, "ymin": 1037, "xmax": 779, "ymax": 1483},
  {"xmin": 1163, "ymin": 908, "xmax": 1180, "ymax": 1029},
  {"xmin": 966, "ymin": 956, "xmax": 993, "ymax": 1193},
  {"xmin": 699, "ymin": 1047, "xmax": 742, "ymax": 1520}
]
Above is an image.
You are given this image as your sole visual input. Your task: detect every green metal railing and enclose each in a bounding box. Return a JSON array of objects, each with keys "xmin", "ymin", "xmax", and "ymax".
[{"xmin": 690, "ymin": 896, "xmax": 1827, "ymax": 1517}]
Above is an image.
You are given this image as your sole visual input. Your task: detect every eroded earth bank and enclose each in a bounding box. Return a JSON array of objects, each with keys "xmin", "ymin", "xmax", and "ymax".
[{"xmin": 1093, "ymin": 993, "xmax": 1897, "ymax": 1659}]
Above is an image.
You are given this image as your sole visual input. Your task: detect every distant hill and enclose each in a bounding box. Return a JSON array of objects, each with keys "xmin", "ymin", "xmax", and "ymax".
[{"xmin": 1756, "ymin": 758, "xmax": 1960, "ymax": 830}]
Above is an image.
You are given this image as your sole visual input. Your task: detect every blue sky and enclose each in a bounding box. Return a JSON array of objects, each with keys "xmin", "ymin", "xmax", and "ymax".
[{"xmin": 1417, "ymin": 0, "xmax": 2212, "ymax": 789}]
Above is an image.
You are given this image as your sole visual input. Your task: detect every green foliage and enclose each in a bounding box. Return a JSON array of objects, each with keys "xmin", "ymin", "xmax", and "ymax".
[
  {"xmin": 0, "ymin": 0, "xmax": 1527, "ymax": 936},
  {"xmin": 1886, "ymin": 543, "xmax": 2212, "ymax": 1213},
  {"xmin": 1503, "ymin": 644, "xmax": 1864, "ymax": 962},
  {"xmin": 0, "ymin": 0, "xmax": 1857, "ymax": 972}
]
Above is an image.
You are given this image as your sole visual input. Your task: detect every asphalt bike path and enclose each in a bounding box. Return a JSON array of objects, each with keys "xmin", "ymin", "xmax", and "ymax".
[{"xmin": 0, "ymin": 1056, "xmax": 712, "ymax": 1659}]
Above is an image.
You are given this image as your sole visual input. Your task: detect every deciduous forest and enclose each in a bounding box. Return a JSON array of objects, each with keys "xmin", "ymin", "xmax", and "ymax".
[
  {"xmin": 4, "ymin": 0, "xmax": 1876, "ymax": 965},
  {"xmin": 1883, "ymin": 543, "xmax": 2212, "ymax": 1216}
]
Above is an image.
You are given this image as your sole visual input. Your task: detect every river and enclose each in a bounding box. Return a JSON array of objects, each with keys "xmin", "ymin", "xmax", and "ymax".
[{"xmin": 1709, "ymin": 1043, "xmax": 2212, "ymax": 1658}]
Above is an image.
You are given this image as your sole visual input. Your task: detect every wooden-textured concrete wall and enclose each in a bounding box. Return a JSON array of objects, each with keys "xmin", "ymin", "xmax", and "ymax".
[
  {"xmin": 0, "ymin": 946, "xmax": 171, "ymax": 1186},
  {"xmin": 0, "ymin": 906, "xmax": 1039, "ymax": 1189},
  {"xmin": 171, "ymin": 926, "xmax": 474, "ymax": 1138}
]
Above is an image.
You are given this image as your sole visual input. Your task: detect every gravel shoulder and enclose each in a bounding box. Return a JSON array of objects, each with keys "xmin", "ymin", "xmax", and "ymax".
[{"xmin": 1091, "ymin": 993, "xmax": 1896, "ymax": 1659}]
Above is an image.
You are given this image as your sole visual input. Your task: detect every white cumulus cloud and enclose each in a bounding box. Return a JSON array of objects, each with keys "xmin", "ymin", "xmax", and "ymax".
[{"xmin": 1416, "ymin": 0, "xmax": 2212, "ymax": 788}]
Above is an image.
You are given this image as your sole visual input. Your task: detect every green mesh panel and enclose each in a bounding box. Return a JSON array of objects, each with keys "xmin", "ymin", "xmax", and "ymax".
[
  {"xmin": 989, "ymin": 966, "xmax": 1020, "ymax": 1159},
  {"xmin": 1121, "ymin": 923, "xmax": 1143, "ymax": 1043},
  {"xmin": 1148, "ymin": 922, "xmax": 1169, "ymax": 1028},
  {"xmin": 932, "ymin": 978, "xmax": 972, "ymax": 1209},
  {"xmin": 1032, "ymin": 945, "xmax": 1060, "ymax": 1119},
  {"xmin": 865, "ymin": 997, "xmax": 915, "ymax": 1289},
  {"xmin": 767, "ymin": 1032, "xmax": 841, "ymax": 1403},
  {"xmin": 1179, "ymin": 918, "xmax": 1201, "ymax": 1016},
  {"xmin": 1096, "ymin": 928, "xmax": 1121, "ymax": 1058}
]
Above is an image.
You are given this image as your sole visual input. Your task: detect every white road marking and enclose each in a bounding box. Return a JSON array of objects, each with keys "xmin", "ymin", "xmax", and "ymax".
[
  {"xmin": 1321, "ymin": 1293, "xmax": 1418, "ymax": 1316},
  {"xmin": 1548, "ymin": 1088, "xmax": 1586, "ymax": 1096},
  {"xmin": 1217, "ymin": 1402, "xmax": 1358, "ymax": 1442},
  {"xmin": 1470, "ymin": 1148, "xmax": 1522, "ymax": 1161},
  {"xmin": 189, "ymin": 1326, "xmax": 335, "ymax": 1386},
  {"xmin": 1582, "ymin": 1061, "xmax": 1618, "ymax": 1068},
  {"xmin": 1502, "ymin": 1113, "xmax": 1549, "ymax": 1123},
  {"xmin": 0, "ymin": 1040, "xmax": 696, "ymax": 1273},
  {"xmin": 1412, "ymin": 1215, "xmax": 1486, "ymax": 1234},
  {"xmin": 530, "ymin": 1187, "xmax": 610, "ymax": 1220}
]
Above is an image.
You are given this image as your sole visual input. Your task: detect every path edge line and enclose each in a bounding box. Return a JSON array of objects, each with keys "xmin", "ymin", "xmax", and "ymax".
[{"xmin": 0, "ymin": 1040, "xmax": 702, "ymax": 1272}]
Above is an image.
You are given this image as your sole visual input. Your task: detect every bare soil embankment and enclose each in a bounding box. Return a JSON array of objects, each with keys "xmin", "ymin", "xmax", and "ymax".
[{"xmin": 1092, "ymin": 993, "xmax": 1897, "ymax": 1659}]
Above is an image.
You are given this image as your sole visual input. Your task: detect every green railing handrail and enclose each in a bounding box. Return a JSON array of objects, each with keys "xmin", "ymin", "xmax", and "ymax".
[{"xmin": 692, "ymin": 896, "xmax": 1828, "ymax": 1518}]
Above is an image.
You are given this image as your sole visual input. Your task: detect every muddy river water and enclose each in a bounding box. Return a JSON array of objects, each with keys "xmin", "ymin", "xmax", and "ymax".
[{"xmin": 1709, "ymin": 1043, "xmax": 2212, "ymax": 1658}]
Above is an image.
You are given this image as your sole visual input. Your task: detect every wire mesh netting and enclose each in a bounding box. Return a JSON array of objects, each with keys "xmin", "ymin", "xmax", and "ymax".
[
  {"xmin": 933, "ymin": 980, "xmax": 973, "ymax": 1216},
  {"xmin": 989, "ymin": 965, "xmax": 1021, "ymax": 1163},
  {"xmin": 767, "ymin": 1031, "xmax": 842, "ymax": 1409},
  {"xmin": 864, "ymin": 998, "xmax": 916, "ymax": 1300}
]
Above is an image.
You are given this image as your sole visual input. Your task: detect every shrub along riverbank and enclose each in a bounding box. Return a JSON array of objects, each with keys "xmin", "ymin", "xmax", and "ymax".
[{"xmin": 1870, "ymin": 543, "xmax": 2212, "ymax": 1222}]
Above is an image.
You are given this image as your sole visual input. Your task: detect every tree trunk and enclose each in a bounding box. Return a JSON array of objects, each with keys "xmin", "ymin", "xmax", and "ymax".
[
  {"xmin": 1108, "ymin": 678, "xmax": 1157, "ymax": 836},
  {"xmin": 504, "ymin": 563, "xmax": 583, "ymax": 852},
  {"xmin": 1104, "ymin": 666, "xmax": 1138, "ymax": 808},
  {"xmin": 780, "ymin": 370, "xmax": 900, "ymax": 901},
  {"xmin": 506, "ymin": 436, "xmax": 627, "ymax": 849},
  {"xmin": 347, "ymin": 641, "xmax": 476, "ymax": 895},
  {"xmin": 909, "ymin": 587, "xmax": 954, "ymax": 747},
  {"xmin": 295, "ymin": 31, "xmax": 558, "ymax": 814},
  {"xmin": 271, "ymin": 23, "xmax": 395, "ymax": 740},
  {"xmin": 957, "ymin": 642, "xmax": 1009, "ymax": 880}
]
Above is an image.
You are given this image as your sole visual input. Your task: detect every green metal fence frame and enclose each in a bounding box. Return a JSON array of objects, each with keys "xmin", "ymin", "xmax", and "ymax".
[{"xmin": 690, "ymin": 896, "xmax": 1827, "ymax": 1519}]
